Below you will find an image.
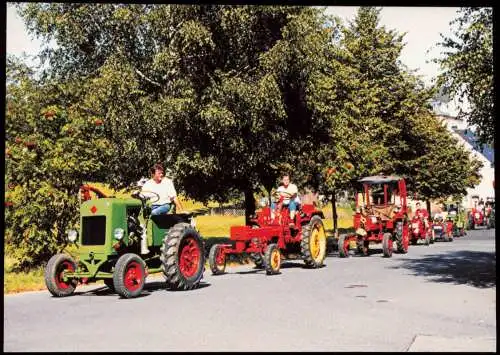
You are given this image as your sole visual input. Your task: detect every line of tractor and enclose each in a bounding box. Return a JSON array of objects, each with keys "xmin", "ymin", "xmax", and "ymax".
[{"xmin": 44, "ymin": 176, "xmax": 495, "ymax": 299}]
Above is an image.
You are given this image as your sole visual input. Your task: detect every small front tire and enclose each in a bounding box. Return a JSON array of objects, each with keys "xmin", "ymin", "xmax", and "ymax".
[
  {"xmin": 209, "ymin": 244, "xmax": 226, "ymax": 275},
  {"xmin": 264, "ymin": 244, "xmax": 281, "ymax": 275},
  {"xmin": 113, "ymin": 253, "xmax": 146, "ymax": 299},
  {"xmin": 45, "ymin": 254, "xmax": 78, "ymax": 297}
]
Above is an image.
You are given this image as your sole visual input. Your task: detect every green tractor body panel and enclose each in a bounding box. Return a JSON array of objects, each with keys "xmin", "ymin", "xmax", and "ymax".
[{"xmin": 74, "ymin": 198, "xmax": 193, "ymax": 279}]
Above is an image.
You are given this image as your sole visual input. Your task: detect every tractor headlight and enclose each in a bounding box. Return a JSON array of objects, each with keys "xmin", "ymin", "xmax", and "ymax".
[
  {"xmin": 113, "ymin": 228, "xmax": 125, "ymax": 240},
  {"xmin": 190, "ymin": 217, "xmax": 196, "ymax": 228},
  {"xmin": 67, "ymin": 229, "xmax": 78, "ymax": 243}
]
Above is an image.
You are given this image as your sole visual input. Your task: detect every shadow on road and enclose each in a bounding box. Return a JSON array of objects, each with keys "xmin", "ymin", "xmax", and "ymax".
[
  {"xmin": 73, "ymin": 280, "xmax": 211, "ymax": 298},
  {"xmin": 389, "ymin": 250, "xmax": 496, "ymax": 289}
]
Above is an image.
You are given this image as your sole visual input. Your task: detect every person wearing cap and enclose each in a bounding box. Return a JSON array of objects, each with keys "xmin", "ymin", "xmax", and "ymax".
[{"xmin": 142, "ymin": 163, "xmax": 183, "ymax": 215}]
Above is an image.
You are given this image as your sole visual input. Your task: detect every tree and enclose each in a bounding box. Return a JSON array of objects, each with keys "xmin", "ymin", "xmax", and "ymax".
[
  {"xmin": 5, "ymin": 55, "xmax": 110, "ymax": 270},
  {"xmin": 434, "ymin": 7, "xmax": 493, "ymax": 147}
]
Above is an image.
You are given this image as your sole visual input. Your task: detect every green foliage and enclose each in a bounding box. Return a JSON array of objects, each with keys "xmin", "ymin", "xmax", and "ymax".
[
  {"xmin": 434, "ymin": 7, "xmax": 493, "ymax": 147},
  {"xmin": 5, "ymin": 55, "xmax": 108, "ymax": 270},
  {"xmin": 7, "ymin": 5, "xmax": 483, "ymax": 270}
]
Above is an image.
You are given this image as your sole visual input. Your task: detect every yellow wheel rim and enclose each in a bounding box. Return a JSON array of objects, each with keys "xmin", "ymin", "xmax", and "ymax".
[
  {"xmin": 271, "ymin": 249, "xmax": 280, "ymax": 270},
  {"xmin": 310, "ymin": 223, "xmax": 326, "ymax": 260}
]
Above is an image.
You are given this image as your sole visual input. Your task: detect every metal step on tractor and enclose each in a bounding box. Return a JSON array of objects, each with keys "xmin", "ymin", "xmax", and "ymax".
[{"xmin": 44, "ymin": 184, "xmax": 207, "ymax": 299}]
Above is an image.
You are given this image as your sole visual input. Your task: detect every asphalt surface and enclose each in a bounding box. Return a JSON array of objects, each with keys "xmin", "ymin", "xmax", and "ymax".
[{"xmin": 4, "ymin": 229, "xmax": 496, "ymax": 352}]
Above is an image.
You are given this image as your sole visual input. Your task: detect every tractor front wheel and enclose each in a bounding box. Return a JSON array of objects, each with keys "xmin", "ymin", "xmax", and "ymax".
[
  {"xmin": 44, "ymin": 254, "xmax": 78, "ymax": 297},
  {"xmin": 382, "ymin": 233, "xmax": 393, "ymax": 257},
  {"xmin": 161, "ymin": 223, "xmax": 205, "ymax": 290},
  {"xmin": 209, "ymin": 244, "xmax": 226, "ymax": 275},
  {"xmin": 301, "ymin": 216, "xmax": 327, "ymax": 267},
  {"xmin": 338, "ymin": 234, "xmax": 350, "ymax": 258},
  {"xmin": 264, "ymin": 244, "xmax": 281, "ymax": 275},
  {"xmin": 113, "ymin": 253, "xmax": 146, "ymax": 299}
]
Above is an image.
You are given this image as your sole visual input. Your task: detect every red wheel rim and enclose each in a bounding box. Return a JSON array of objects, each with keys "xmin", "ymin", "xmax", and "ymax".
[
  {"xmin": 215, "ymin": 247, "xmax": 225, "ymax": 266},
  {"xmin": 56, "ymin": 261, "xmax": 75, "ymax": 289},
  {"xmin": 124, "ymin": 261, "xmax": 143, "ymax": 291},
  {"xmin": 179, "ymin": 236, "xmax": 201, "ymax": 278}
]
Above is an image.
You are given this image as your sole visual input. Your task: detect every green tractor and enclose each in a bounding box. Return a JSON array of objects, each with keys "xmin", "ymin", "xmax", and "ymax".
[
  {"xmin": 444, "ymin": 201, "xmax": 467, "ymax": 237},
  {"xmin": 44, "ymin": 184, "xmax": 207, "ymax": 299}
]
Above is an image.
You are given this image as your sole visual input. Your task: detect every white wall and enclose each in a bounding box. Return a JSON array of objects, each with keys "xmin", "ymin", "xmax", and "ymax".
[{"xmin": 439, "ymin": 115, "xmax": 495, "ymax": 208}]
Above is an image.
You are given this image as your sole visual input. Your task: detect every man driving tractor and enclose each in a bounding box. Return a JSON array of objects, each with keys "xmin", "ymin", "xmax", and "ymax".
[
  {"xmin": 414, "ymin": 201, "xmax": 430, "ymax": 229},
  {"xmin": 141, "ymin": 163, "xmax": 183, "ymax": 215},
  {"xmin": 271, "ymin": 173, "xmax": 301, "ymax": 227}
]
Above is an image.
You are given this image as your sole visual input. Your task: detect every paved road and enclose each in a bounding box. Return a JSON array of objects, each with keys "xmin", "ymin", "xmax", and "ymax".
[{"xmin": 4, "ymin": 229, "xmax": 496, "ymax": 352}]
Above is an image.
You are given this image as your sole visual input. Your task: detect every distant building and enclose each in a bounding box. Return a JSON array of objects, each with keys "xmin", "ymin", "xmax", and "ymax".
[{"xmin": 435, "ymin": 113, "xmax": 495, "ymax": 209}]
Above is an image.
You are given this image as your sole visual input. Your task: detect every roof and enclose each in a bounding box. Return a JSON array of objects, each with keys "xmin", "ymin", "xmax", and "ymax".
[{"xmin": 358, "ymin": 175, "xmax": 402, "ymax": 184}]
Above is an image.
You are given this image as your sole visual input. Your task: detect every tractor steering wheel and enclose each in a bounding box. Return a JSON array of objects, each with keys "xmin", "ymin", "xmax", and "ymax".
[
  {"xmin": 131, "ymin": 190, "xmax": 160, "ymax": 204},
  {"xmin": 273, "ymin": 190, "xmax": 294, "ymax": 200}
]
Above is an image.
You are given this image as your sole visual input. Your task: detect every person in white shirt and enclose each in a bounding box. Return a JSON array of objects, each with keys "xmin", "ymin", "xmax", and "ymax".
[
  {"xmin": 141, "ymin": 163, "xmax": 183, "ymax": 215},
  {"xmin": 271, "ymin": 174, "xmax": 301, "ymax": 226}
]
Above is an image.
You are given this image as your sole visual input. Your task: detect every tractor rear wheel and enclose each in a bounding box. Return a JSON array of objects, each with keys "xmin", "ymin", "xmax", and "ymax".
[
  {"xmin": 301, "ymin": 216, "xmax": 327, "ymax": 267},
  {"xmin": 250, "ymin": 253, "xmax": 264, "ymax": 269},
  {"xmin": 161, "ymin": 223, "xmax": 205, "ymax": 290},
  {"xmin": 338, "ymin": 234, "xmax": 350, "ymax": 258},
  {"xmin": 113, "ymin": 253, "xmax": 146, "ymax": 299},
  {"xmin": 424, "ymin": 231, "xmax": 431, "ymax": 245},
  {"xmin": 45, "ymin": 254, "xmax": 78, "ymax": 297},
  {"xmin": 264, "ymin": 244, "xmax": 281, "ymax": 275},
  {"xmin": 396, "ymin": 226, "xmax": 409, "ymax": 254},
  {"xmin": 382, "ymin": 233, "xmax": 393, "ymax": 258},
  {"xmin": 208, "ymin": 244, "xmax": 226, "ymax": 275}
]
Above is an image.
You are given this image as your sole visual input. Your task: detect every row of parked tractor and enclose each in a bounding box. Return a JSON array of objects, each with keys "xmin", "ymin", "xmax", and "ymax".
[{"xmin": 44, "ymin": 176, "xmax": 495, "ymax": 299}]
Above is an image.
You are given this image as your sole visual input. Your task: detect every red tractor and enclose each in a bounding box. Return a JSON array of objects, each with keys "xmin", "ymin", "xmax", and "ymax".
[
  {"xmin": 468, "ymin": 195, "xmax": 489, "ymax": 229},
  {"xmin": 409, "ymin": 208, "xmax": 434, "ymax": 245},
  {"xmin": 338, "ymin": 175, "xmax": 410, "ymax": 258},
  {"xmin": 208, "ymin": 192, "xmax": 327, "ymax": 275},
  {"xmin": 431, "ymin": 212, "xmax": 451, "ymax": 242}
]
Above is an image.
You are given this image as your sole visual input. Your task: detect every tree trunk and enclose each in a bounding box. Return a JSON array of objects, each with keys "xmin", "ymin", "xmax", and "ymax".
[
  {"xmin": 331, "ymin": 191, "xmax": 338, "ymax": 238},
  {"xmin": 426, "ymin": 199, "xmax": 432, "ymax": 221},
  {"xmin": 244, "ymin": 188, "xmax": 256, "ymax": 226}
]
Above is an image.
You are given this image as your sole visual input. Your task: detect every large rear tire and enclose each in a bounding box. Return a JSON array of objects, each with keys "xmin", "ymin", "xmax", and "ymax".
[
  {"xmin": 396, "ymin": 223, "xmax": 409, "ymax": 254},
  {"xmin": 208, "ymin": 244, "xmax": 226, "ymax": 275},
  {"xmin": 161, "ymin": 223, "xmax": 205, "ymax": 290},
  {"xmin": 382, "ymin": 233, "xmax": 393, "ymax": 258},
  {"xmin": 113, "ymin": 253, "xmax": 146, "ymax": 299},
  {"xmin": 45, "ymin": 254, "xmax": 78, "ymax": 297},
  {"xmin": 301, "ymin": 216, "xmax": 327, "ymax": 267},
  {"xmin": 264, "ymin": 243, "xmax": 281, "ymax": 275}
]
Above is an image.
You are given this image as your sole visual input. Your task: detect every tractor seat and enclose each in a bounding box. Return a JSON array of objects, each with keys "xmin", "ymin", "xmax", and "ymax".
[{"xmin": 151, "ymin": 214, "xmax": 190, "ymax": 229}]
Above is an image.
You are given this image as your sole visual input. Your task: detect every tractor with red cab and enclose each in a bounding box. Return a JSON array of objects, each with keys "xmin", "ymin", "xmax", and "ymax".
[
  {"xmin": 208, "ymin": 191, "xmax": 327, "ymax": 275},
  {"xmin": 468, "ymin": 195, "xmax": 489, "ymax": 229},
  {"xmin": 337, "ymin": 175, "xmax": 410, "ymax": 258}
]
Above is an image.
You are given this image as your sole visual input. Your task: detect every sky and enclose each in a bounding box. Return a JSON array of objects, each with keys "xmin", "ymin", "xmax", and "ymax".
[{"xmin": 6, "ymin": 5, "xmax": 463, "ymax": 114}]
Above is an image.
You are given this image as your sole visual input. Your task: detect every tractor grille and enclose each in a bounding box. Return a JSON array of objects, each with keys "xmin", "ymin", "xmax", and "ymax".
[{"xmin": 82, "ymin": 216, "xmax": 106, "ymax": 245}]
